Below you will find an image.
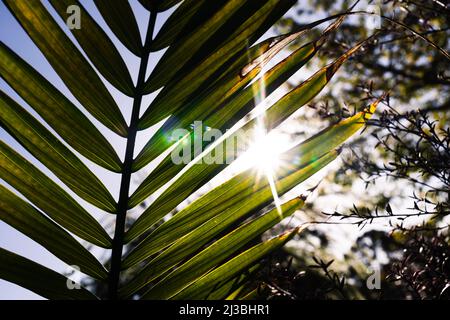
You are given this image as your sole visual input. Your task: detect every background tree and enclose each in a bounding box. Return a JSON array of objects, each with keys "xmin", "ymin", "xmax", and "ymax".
[
  {"xmin": 250, "ymin": 0, "xmax": 450, "ymax": 300},
  {"xmin": 0, "ymin": 0, "xmax": 382, "ymax": 300}
]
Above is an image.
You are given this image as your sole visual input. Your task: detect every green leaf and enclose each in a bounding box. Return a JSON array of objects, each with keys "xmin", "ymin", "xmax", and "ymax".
[
  {"xmin": 205, "ymin": 264, "xmax": 261, "ymax": 300},
  {"xmin": 0, "ymin": 142, "xmax": 112, "ymax": 248},
  {"xmin": 0, "ymin": 91, "xmax": 116, "ymax": 213},
  {"xmin": 226, "ymin": 39, "xmax": 368, "ymax": 143},
  {"xmin": 49, "ymin": 0, "xmax": 135, "ymax": 96},
  {"xmin": 132, "ymin": 32, "xmax": 327, "ymax": 172},
  {"xmin": 4, "ymin": 0, "xmax": 128, "ymax": 136},
  {"xmin": 281, "ymin": 100, "xmax": 379, "ymax": 164},
  {"xmin": 141, "ymin": 8, "xmax": 344, "ymax": 129},
  {"xmin": 142, "ymin": 0, "xmax": 247, "ymax": 93},
  {"xmin": 237, "ymin": 284, "xmax": 266, "ymax": 300},
  {"xmin": 149, "ymin": 0, "xmax": 221, "ymax": 51},
  {"xmin": 0, "ymin": 186, "xmax": 108, "ymax": 280},
  {"xmin": 120, "ymin": 197, "xmax": 304, "ymax": 297},
  {"xmin": 125, "ymin": 44, "xmax": 370, "ymax": 241},
  {"xmin": 0, "ymin": 247, "xmax": 97, "ymax": 300},
  {"xmin": 131, "ymin": 17, "xmax": 345, "ymax": 191},
  {"xmin": 145, "ymin": 228, "xmax": 301, "ymax": 299},
  {"xmin": 140, "ymin": 0, "xmax": 295, "ymax": 115},
  {"xmin": 201, "ymin": 16, "xmax": 346, "ymax": 134},
  {"xmin": 94, "ymin": 0, "xmax": 143, "ymax": 57},
  {"xmin": 138, "ymin": 0, "xmax": 183, "ymax": 12},
  {"xmin": 132, "ymin": 38, "xmax": 274, "ymax": 171},
  {"xmin": 124, "ymin": 150, "xmax": 337, "ymax": 266},
  {"xmin": 261, "ymin": 45, "xmax": 367, "ymax": 132},
  {"xmin": 0, "ymin": 43, "xmax": 122, "ymax": 172}
]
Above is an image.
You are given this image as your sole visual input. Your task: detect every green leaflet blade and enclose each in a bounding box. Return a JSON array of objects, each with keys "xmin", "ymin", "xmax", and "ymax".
[
  {"xmin": 205, "ymin": 264, "xmax": 261, "ymax": 300},
  {"xmin": 4, "ymin": 0, "xmax": 128, "ymax": 136},
  {"xmin": 50, "ymin": 0, "xmax": 135, "ymax": 96},
  {"xmin": 0, "ymin": 91, "xmax": 116, "ymax": 213},
  {"xmin": 144, "ymin": 228, "xmax": 300, "ymax": 299},
  {"xmin": 149, "ymin": 0, "xmax": 222, "ymax": 51},
  {"xmin": 0, "ymin": 247, "xmax": 97, "ymax": 300},
  {"xmin": 0, "ymin": 43, "xmax": 122, "ymax": 172},
  {"xmin": 132, "ymin": 32, "xmax": 327, "ymax": 173},
  {"xmin": 133, "ymin": 15, "xmax": 345, "ymax": 171},
  {"xmin": 120, "ymin": 197, "xmax": 304, "ymax": 298},
  {"xmin": 0, "ymin": 142, "xmax": 112, "ymax": 248},
  {"xmin": 140, "ymin": 0, "xmax": 295, "ymax": 125},
  {"xmin": 138, "ymin": 0, "xmax": 183, "ymax": 12},
  {"xmin": 94, "ymin": 0, "xmax": 143, "ymax": 57},
  {"xmin": 142, "ymin": 0, "xmax": 248, "ymax": 94},
  {"xmin": 123, "ymin": 150, "xmax": 337, "ymax": 268},
  {"xmin": 0, "ymin": 186, "xmax": 108, "ymax": 280},
  {"xmin": 125, "ymin": 44, "xmax": 370, "ymax": 242}
]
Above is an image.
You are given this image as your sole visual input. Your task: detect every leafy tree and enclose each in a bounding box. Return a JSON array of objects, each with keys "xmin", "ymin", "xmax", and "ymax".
[{"xmin": 247, "ymin": 0, "xmax": 450, "ymax": 300}]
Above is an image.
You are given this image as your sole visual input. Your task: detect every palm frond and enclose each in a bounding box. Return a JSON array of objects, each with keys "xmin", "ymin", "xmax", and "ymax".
[{"xmin": 0, "ymin": 0, "xmax": 376, "ymax": 300}]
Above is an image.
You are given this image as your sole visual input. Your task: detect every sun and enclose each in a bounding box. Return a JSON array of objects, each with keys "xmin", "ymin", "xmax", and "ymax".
[
  {"xmin": 229, "ymin": 66, "xmax": 294, "ymax": 215},
  {"xmin": 233, "ymin": 119, "xmax": 292, "ymax": 215}
]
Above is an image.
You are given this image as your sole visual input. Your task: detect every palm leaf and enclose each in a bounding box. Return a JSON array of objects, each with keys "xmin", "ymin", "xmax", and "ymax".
[
  {"xmin": 0, "ymin": 43, "xmax": 122, "ymax": 172},
  {"xmin": 0, "ymin": 186, "xmax": 107, "ymax": 280},
  {"xmin": 142, "ymin": 0, "xmax": 260, "ymax": 94},
  {"xmin": 93, "ymin": 0, "xmax": 143, "ymax": 57},
  {"xmin": 126, "ymin": 61, "xmax": 378, "ymax": 242},
  {"xmin": 50, "ymin": 0, "xmax": 135, "ymax": 96},
  {"xmin": 132, "ymin": 16, "xmax": 344, "ymax": 180},
  {"xmin": 132, "ymin": 23, "xmax": 335, "ymax": 171},
  {"xmin": 0, "ymin": 141, "xmax": 112, "ymax": 248},
  {"xmin": 149, "ymin": 0, "xmax": 221, "ymax": 51},
  {"xmin": 0, "ymin": 1, "xmax": 376, "ymax": 300},
  {"xmin": 123, "ymin": 150, "xmax": 339, "ymax": 268},
  {"xmin": 4, "ymin": 0, "xmax": 128, "ymax": 136},
  {"xmin": 0, "ymin": 248, "xmax": 97, "ymax": 300},
  {"xmin": 149, "ymin": 227, "xmax": 301, "ymax": 300},
  {"xmin": 0, "ymin": 91, "xmax": 116, "ymax": 212},
  {"xmin": 140, "ymin": 0, "xmax": 296, "ymax": 124},
  {"xmin": 120, "ymin": 197, "xmax": 305, "ymax": 298}
]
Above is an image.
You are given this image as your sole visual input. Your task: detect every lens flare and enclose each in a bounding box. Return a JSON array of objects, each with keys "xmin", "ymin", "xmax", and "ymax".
[{"xmin": 246, "ymin": 70, "xmax": 289, "ymax": 215}]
